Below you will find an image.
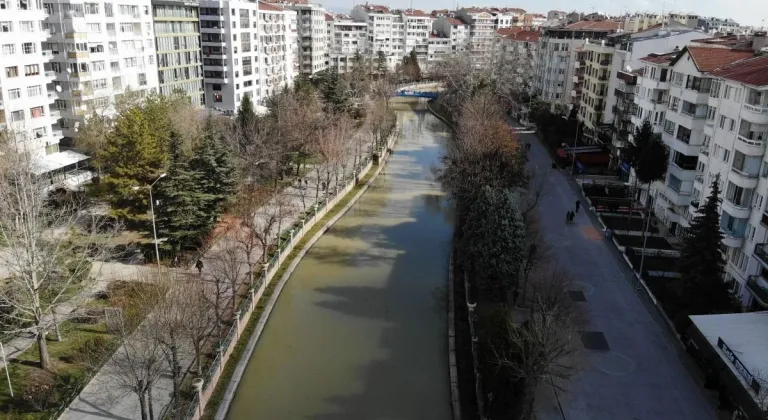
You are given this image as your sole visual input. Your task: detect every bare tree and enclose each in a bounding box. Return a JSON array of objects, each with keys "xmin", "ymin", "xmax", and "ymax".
[
  {"xmin": 253, "ymin": 190, "xmax": 293, "ymax": 264},
  {"xmin": 207, "ymin": 240, "xmax": 244, "ymax": 315},
  {"xmin": 178, "ymin": 279, "xmax": 215, "ymax": 375},
  {"xmin": 0, "ymin": 147, "xmax": 119, "ymax": 370},
  {"xmin": 519, "ymin": 165, "xmax": 551, "ymax": 219},
  {"xmin": 491, "ymin": 267, "xmax": 582, "ymax": 420},
  {"xmin": 230, "ymin": 185, "xmax": 271, "ymax": 287},
  {"xmin": 328, "ymin": 112, "xmax": 356, "ymax": 188}
]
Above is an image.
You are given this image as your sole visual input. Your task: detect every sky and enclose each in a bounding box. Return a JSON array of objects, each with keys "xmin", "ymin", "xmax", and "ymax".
[{"xmin": 324, "ymin": 0, "xmax": 768, "ymax": 27}]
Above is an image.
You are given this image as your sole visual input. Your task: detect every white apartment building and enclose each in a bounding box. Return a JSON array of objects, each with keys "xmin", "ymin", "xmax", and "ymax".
[
  {"xmin": 45, "ymin": 0, "xmax": 160, "ymax": 137},
  {"xmin": 524, "ymin": 13, "xmax": 546, "ymax": 28},
  {"xmin": 426, "ymin": 35, "xmax": 450, "ymax": 72},
  {"xmin": 350, "ymin": 4, "xmax": 403, "ymax": 70},
  {"xmin": 199, "ymin": 0, "xmax": 294, "ymax": 111},
  {"xmin": 280, "ymin": 2, "xmax": 327, "ymax": 76},
  {"xmin": 693, "ymin": 53, "xmax": 768, "ymax": 309},
  {"xmin": 534, "ymin": 20, "xmax": 620, "ymax": 106},
  {"xmin": 402, "ymin": 9, "xmax": 431, "ymax": 70},
  {"xmin": 328, "ymin": 18, "xmax": 366, "ymax": 73},
  {"xmin": 455, "ymin": 8, "xmax": 495, "ymax": 60},
  {"xmin": 432, "ymin": 17, "xmax": 469, "ymax": 53},
  {"xmin": 0, "ymin": 0, "xmax": 85, "ymax": 189}
]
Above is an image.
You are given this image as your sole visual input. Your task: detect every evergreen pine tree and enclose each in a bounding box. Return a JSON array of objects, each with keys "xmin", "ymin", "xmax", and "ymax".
[
  {"xmin": 376, "ymin": 50, "xmax": 388, "ymax": 75},
  {"xmin": 402, "ymin": 48, "xmax": 421, "ymax": 81},
  {"xmin": 460, "ymin": 186, "xmax": 526, "ymax": 304},
  {"xmin": 674, "ymin": 174, "xmax": 739, "ymax": 329},
  {"xmin": 189, "ymin": 118, "xmax": 236, "ymax": 229},
  {"xmin": 319, "ymin": 66, "xmax": 350, "ymax": 114},
  {"xmin": 235, "ymin": 94, "xmax": 256, "ymax": 151},
  {"xmin": 155, "ymin": 132, "xmax": 210, "ymax": 252},
  {"xmin": 98, "ymin": 107, "xmax": 167, "ymax": 220}
]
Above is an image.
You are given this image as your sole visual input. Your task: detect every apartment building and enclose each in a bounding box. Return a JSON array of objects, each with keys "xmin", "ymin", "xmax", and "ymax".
[
  {"xmin": 534, "ymin": 20, "xmax": 620, "ymax": 106},
  {"xmin": 402, "ymin": 9, "xmax": 431, "ymax": 70},
  {"xmin": 599, "ymin": 22, "xmax": 706, "ymax": 149},
  {"xmin": 432, "ymin": 17, "xmax": 469, "ymax": 53},
  {"xmin": 328, "ymin": 18, "xmax": 366, "ymax": 73},
  {"xmin": 258, "ymin": 2, "xmax": 294, "ymax": 99},
  {"xmin": 496, "ymin": 27, "xmax": 539, "ymax": 59},
  {"xmin": 200, "ymin": 0, "xmax": 294, "ymax": 111},
  {"xmin": 622, "ymin": 13, "xmax": 665, "ymax": 33},
  {"xmin": 0, "ymin": 0, "xmax": 89, "ymax": 190},
  {"xmin": 45, "ymin": 0, "xmax": 160, "ymax": 142},
  {"xmin": 152, "ymin": 0, "xmax": 204, "ymax": 106},
  {"xmin": 426, "ymin": 35, "xmax": 450, "ymax": 72},
  {"xmin": 455, "ymin": 8, "xmax": 495, "ymax": 61},
  {"xmin": 350, "ymin": 4, "xmax": 403, "ymax": 70},
  {"xmin": 280, "ymin": 2, "xmax": 327, "ymax": 75},
  {"xmin": 695, "ymin": 53, "xmax": 768, "ymax": 309},
  {"xmin": 523, "ymin": 13, "xmax": 546, "ymax": 28}
]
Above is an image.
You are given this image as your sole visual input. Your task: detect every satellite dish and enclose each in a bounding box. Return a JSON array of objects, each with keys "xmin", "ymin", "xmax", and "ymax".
[
  {"xmin": 626, "ymin": 65, "xmax": 632, "ymax": 72},
  {"xmin": 55, "ymin": 85, "xmax": 62, "ymax": 92},
  {"xmin": 66, "ymin": 68, "xmax": 72, "ymax": 74}
]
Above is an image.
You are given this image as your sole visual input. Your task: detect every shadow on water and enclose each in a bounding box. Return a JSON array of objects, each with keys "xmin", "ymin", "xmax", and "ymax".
[{"xmin": 227, "ymin": 102, "xmax": 455, "ymax": 420}]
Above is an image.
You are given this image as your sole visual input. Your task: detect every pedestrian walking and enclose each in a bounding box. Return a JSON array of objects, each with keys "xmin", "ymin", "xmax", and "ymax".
[
  {"xmin": 195, "ymin": 258, "xmax": 204, "ymax": 275},
  {"xmin": 569, "ymin": 211, "xmax": 575, "ymax": 224},
  {"xmin": 565, "ymin": 210, "xmax": 571, "ymax": 224},
  {"xmin": 575, "ymin": 199, "xmax": 581, "ymax": 213},
  {"xmin": 172, "ymin": 255, "xmax": 179, "ymax": 268}
]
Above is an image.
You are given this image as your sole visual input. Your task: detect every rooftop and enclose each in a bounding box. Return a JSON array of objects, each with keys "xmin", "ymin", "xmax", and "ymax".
[
  {"xmin": 684, "ymin": 46, "xmax": 754, "ymax": 72},
  {"xmin": 445, "ymin": 17, "xmax": 466, "ymax": 26},
  {"xmin": 563, "ymin": 20, "xmax": 622, "ymax": 31},
  {"xmin": 690, "ymin": 312, "xmax": 768, "ymax": 409},
  {"xmin": 711, "ymin": 55, "xmax": 768, "ymax": 87},
  {"xmin": 259, "ymin": 1, "xmax": 284, "ymax": 11},
  {"xmin": 402, "ymin": 8, "xmax": 429, "ymax": 17},
  {"xmin": 497, "ymin": 28, "xmax": 541, "ymax": 42},
  {"xmin": 324, "ymin": 12, "xmax": 333, "ymax": 21},
  {"xmin": 691, "ymin": 34, "xmax": 754, "ymax": 49},
  {"xmin": 639, "ymin": 51, "xmax": 679, "ymax": 64},
  {"xmin": 360, "ymin": 4, "xmax": 391, "ymax": 14}
]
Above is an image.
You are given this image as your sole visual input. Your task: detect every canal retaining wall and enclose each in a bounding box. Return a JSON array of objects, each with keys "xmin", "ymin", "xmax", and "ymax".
[{"xmin": 209, "ymin": 125, "xmax": 402, "ymax": 420}]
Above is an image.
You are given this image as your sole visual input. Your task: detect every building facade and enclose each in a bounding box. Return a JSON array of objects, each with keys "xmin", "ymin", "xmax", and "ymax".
[
  {"xmin": 152, "ymin": 0, "xmax": 204, "ymax": 106},
  {"xmin": 455, "ymin": 8, "xmax": 495, "ymax": 61},
  {"xmin": 283, "ymin": 2, "xmax": 327, "ymax": 76},
  {"xmin": 350, "ymin": 4, "xmax": 403, "ymax": 70},
  {"xmin": 432, "ymin": 17, "xmax": 469, "ymax": 53},
  {"xmin": 402, "ymin": 9, "xmax": 431, "ymax": 70},
  {"xmin": 328, "ymin": 18, "xmax": 366, "ymax": 73}
]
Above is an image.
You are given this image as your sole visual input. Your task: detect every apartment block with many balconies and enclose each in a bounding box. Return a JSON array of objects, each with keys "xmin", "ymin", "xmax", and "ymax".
[
  {"xmin": 350, "ymin": 4, "xmax": 403, "ymax": 70},
  {"xmin": 697, "ymin": 53, "xmax": 768, "ymax": 309},
  {"xmin": 454, "ymin": 8, "xmax": 495, "ymax": 63},
  {"xmin": 533, "ymin": 20, "xmax": 619, "ymax": 107},
  {"xmin": 577, "ymin": 39, "xmax": 614, "ymax": 143},
  {"xmin": 431, "ymin": 17, "xmax": 469, "ymax": 53},
  {"xmin": 0, "ymin": 0, "xmax": 92, "ymax": 192},
  {"xmin": 279, "ymin": 2, "xmax": 327, "ymax": 76},
  {"xmin": 258, "ymin": 2, "xmax": 294, "ymax": 99},
  {"xmin": 328, "ymin": 18, "xmax": 367, "ymax": 74},
  {"xmin": 402, "ymin": 9, "xmax": 431, "ymax": 71}
]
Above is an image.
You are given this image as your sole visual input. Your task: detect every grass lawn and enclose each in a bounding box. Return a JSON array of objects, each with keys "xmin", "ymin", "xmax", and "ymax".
[
  {"xmin": 0, "ymin": 281, "xmax": 154, "ymax": 420},
  {"xmin": 200, "ymin": 168, "xmax": 377, "ymax": 420}
]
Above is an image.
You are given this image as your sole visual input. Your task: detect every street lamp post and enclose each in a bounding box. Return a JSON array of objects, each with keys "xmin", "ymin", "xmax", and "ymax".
[
  {"xmin": 134, "ymin": 173, "xmax": 166, "ymax": 268},
  {"xmin": 562, "ymin": 115, "xmax": 580, "ymax": 176}
]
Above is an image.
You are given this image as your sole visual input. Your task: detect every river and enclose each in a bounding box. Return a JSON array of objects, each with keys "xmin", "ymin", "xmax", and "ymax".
[{"xmin": 226, "ymin": 99, "xmax": 454, "ymax": 419}]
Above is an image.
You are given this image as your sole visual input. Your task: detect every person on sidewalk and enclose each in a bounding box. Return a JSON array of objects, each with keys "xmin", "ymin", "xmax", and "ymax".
[
  {"xmin": 195, "ymin": 258, "xmax": 204, "ymax": 275},
  {"xmin": 575, "ymin": 200, "xmax": 581, "ymax": 213}
]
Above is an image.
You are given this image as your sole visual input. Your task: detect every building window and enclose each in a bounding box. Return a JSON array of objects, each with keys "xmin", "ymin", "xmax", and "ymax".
[
  {"xmin": 138, "ymin": 73, "xmax": 147, "ymax": 86},
  {"xmin": 26, "ymin": 85, "xmax": 42, "ymax": 97},
  {"xmin": 1, "ymin": 44, "xmax": 14, "ymax": 55},
  {"xmin": 5, "ymin": 66, "xmax": 18, "ymax": 77},
  {"xmin": 11, "ymin": 110, "xmax": 24, "ymax": 122},
  {"xmin": 214, "ymin": 93, "xmax": 222, "ymax": 102},
  {"xmin": 8, "ymin": 88, "xmax": 20, "ymax": 99},
  {"xmin": 0, "ymin": 21, "xmax": 11, "ymax": 32},
  {"xmin": 30, "ymin": 106, "xmax": 44, "ymax": 118},
  {"xmin": 22, "ymin": 42, "xmax": 35, "ymax": 54},
  {"xmin": 24, "ymin": 64, "xmax": 39, "ymax": 75}
]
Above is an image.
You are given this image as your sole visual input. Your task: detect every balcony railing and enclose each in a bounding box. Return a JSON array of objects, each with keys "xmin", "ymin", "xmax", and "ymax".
[
  {"xmin": 744, "ymin": 103, "xmax": 768, "ymax": 114},
  {"xmin": 747, "ymin": 275, "xmax": 768, "ymax": 307}
]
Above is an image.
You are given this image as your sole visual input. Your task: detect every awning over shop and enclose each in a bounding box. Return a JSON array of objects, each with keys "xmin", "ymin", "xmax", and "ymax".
[{"xmin": 32, "ymin": 150, "xmax": 90, "ymax": 176}]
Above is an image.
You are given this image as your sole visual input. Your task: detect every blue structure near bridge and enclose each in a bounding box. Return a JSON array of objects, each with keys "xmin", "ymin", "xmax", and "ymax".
[{"xmin": 395, "ymin": 90, "xmax": 439, "ymax": 99}]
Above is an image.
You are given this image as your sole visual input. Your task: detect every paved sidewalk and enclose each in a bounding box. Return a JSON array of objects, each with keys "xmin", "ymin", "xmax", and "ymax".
[{"xmin": 517, "ymin": 125, "xmax": 718, "ymax": 420}]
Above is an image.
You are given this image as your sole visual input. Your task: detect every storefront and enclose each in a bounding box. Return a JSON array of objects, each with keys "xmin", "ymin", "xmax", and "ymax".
[{"xmin": 688, "ymin": 313, "xmax": 768, "ymax": 420}]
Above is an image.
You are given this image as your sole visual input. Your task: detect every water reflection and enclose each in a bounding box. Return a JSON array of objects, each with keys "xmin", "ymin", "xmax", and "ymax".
[{"xmin": 227, "ymin": 100, "xmax": 454, "ymax": 420}]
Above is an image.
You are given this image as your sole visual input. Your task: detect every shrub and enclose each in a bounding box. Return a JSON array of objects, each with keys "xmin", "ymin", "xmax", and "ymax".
[{"xmin": 22, "ymin": 370, "xmax": 57, "ymax": 412}]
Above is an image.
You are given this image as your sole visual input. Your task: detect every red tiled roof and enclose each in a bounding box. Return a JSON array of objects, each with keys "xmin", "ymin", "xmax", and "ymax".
[
  {"xmin": 403, "ymin": 8, "xmax": 429, "ymax": 17},
  {"xmin": 640, "ymin": 51, "xmax": 679, "ymax": 65},
  {"xmin": 499, "ymin": 29, "xmax": 540, "ymax": 42},
  {"xmin": 564, "ymin": 20, "xmax": 621, "ymax": 31},
  {"xmin": 496, "ymin": 27, "xmax": 523, "ymax": 36},
  {"xmin": 446, "ymin": 17, "xmax": 465, "ymax": 26},
  {"xmin": 362, "ymin": 4, "xmax": 391, "ymax": 13},
  {"xmin": 259, "ymin": 2, "xmax": 284, "ymax": 11},
  {"xmin": 685, "ymin": 46, "xmax": 754, "ymax": 72},
  {"xmin": 325, "ymin": 12, "xmax": 333, "ymax": 22},
  {"xmin": 527, "ymin": 13, "xmax": 546, "ymax": 18},
  {"xmin": 710, "ymin": 55, "xmax": 768, "ymax": 87}
]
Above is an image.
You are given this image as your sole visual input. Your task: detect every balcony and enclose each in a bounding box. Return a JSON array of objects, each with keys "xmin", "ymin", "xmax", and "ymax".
[
  {"xmin": 721, "ymin": 228, "xmax": 745, "ymax": 248},
  {"xmin": 574, "ymin": 60, "xmax": 584, "ymax": 68},
  {"xmin": 755, "ymin": 243, "xmax": 768, "ymax": 268},
  {"xmin": 747, "ymin": 275, "xmax": 768, "ymax": 308},
  {"xmin": 743, "ymin": 103, "xmax": 768, "ymax": 125},
  {"xmin": 722, "ymin": 197, "xmax": 751, "ymax": 219},
  {"xmin": 735, "ymin": 134, "xmax": 766, "ymax": 156}
]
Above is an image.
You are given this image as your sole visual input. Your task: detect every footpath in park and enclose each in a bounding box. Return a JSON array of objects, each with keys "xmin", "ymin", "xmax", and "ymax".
[
  {"xmin": 515, "ymin": 122, "xmax": 719, "ymax": 419},
  {"xmin": 60, "ymin": 117, "xmax": 379, "ymax": 420}
]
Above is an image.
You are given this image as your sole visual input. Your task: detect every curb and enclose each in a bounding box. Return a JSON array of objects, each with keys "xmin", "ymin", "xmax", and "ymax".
[{"xmin": 213, "ymin": 132, "xmax": 400, "ymax": 420}]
